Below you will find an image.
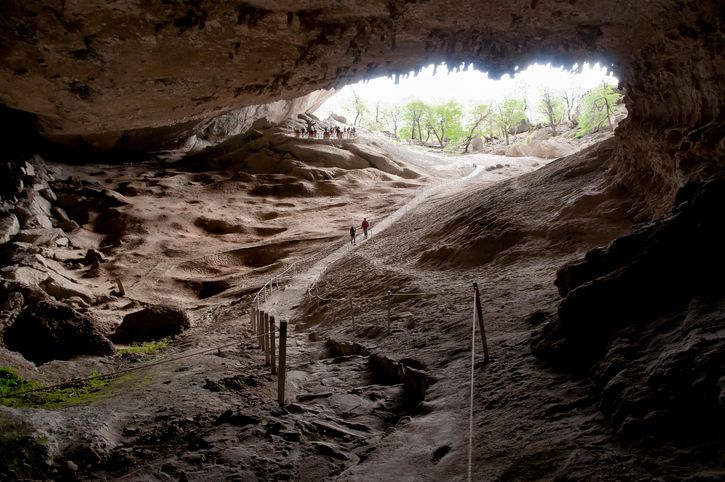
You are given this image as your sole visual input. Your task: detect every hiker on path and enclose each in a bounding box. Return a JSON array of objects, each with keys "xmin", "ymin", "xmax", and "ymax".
[
  {"xmin": 349, "ymin": 226, "xmax": 356, "ymax": 245},
  {"xmin": 361, "ymin": 218, "xmax": 369, "ymax": 239}
]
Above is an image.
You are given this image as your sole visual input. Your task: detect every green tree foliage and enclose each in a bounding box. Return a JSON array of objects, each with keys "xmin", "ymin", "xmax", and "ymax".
[
  {"xmin": 577, "ymin": 84, "xmax": 622, "ymax": 136},
  {"xmin": 403, "ymin": 100, "xmax": 427, "ymax": 141},
  {"xmin": 381, "ymin": 104, "xmax": 404, "ymax": 137},
  {"xmin": 462, "ymin": 103, "xmax": 492, "ymax": 152},
  {"xmin": 424, "ymin": 100, "xmax": 464, "ymax": 149},
  {"xmin": 494, "ymin": 98, "xmax": 527, "ymax": 145},
  {"xmin": 538, "ymin": 91, "xmax": 566, "ymax": 135},
  {"xmin": 350, "ymin": 90, "xmax": 369, "ymax": 127}
]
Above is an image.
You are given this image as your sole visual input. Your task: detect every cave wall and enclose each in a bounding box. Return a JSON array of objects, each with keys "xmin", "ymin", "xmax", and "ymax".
[{"xmin": 1, "ymin": 1, "xmax": 724, "ymax": 214}]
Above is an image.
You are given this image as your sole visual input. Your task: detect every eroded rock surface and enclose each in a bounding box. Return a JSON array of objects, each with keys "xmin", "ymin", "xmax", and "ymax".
[
  {"xmin": 4, "ymin": 299, "xmax": 114, "ymax": 364},
  {"xmin": 112, "ymin": 305, "xmax": 191, "ymax": 343},
  {"xmin": 1, "ymin": 1, "xmax": 723, "ymax": 217}
]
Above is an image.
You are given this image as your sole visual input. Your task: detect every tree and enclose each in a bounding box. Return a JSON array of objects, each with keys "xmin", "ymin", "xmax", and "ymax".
[
  {"xmin": 494, "ymin": 98, "xmax": 527, "ymax": 145},
  {"xmin": 382, "ymin": 104, "xmax": 403, "ymax": 137},
  {"xmin": 561, "ymin": 86, "xmax": 583, "ymax": 126},
  {"xmin": 350, "ymin": 90, "xmax": 369, "ymax": 127},
  {"xmin": 423, "ymin": 100, "xmax": 463, "ymax": 149},
  {"xmin": 577, "ymin": 84, "xmax": 622, "ymax": 136},
  {"xmin": 538, "ymin": 91, "xmax": 566, "ymax": 135},
  {"xmin": 403, "ymin": 100, "xmax": 427, "ymax": 141},
  {"xmin": 461, "ymin": 103, "xmax": 491, "ymax": 153}
]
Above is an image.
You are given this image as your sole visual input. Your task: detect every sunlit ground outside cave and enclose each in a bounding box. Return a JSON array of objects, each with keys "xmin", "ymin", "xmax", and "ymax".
[{"xmin": 0, "ymin": 2, "xmax": 724, "ymax": 481}]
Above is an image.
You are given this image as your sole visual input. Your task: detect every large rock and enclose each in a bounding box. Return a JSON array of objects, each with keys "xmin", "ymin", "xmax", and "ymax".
[
  {"xmin": 4, "ymin": 300, "xmax": 114, "ymax": 364},
  {"xmin": 15, "ymin": 228, "xmax": 64, "ymax": 246},
  {"xmin": 41, "ymin": 272, "xmax": 95, "ymax": 304},
  {"xmin": 112, "ymin": 305, "xmax": 190, "ymax": 343},
  {"xmin": 0, "ymin": 212, "xmax": 20, "ymax": 244},
  {"xmin": 1, "ymin": 266, "xmax": 49, "ymax": 287},
  {"xmin": 532, "ymin": 177, "xmax": 725, "ymax": 442}
]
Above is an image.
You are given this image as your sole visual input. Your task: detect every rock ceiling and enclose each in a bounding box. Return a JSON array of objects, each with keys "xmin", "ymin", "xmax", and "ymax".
[{"xmin": 1, "ymin": 1, "xmax": 723, "ymax": 215}]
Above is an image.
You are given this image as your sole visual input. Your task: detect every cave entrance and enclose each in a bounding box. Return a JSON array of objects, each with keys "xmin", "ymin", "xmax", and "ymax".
[{"xmin": 316, "ymin": 62, "xmax": 625, "ymax": 158}]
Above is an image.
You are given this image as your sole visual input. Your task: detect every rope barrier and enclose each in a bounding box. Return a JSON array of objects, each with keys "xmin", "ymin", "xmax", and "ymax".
[{"xmin": 467, "ymin": 287, "xmax": 477, "ymax": 482}]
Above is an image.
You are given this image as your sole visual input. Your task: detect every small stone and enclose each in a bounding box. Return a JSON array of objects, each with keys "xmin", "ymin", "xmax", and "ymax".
[{"xmin": 66, "ymin": 460, "xmax": 78, "ymax": 472}]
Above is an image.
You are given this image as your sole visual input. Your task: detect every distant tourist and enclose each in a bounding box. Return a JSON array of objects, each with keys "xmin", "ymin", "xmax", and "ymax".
[
  {"xmin": 349, "ymin": 226, "xmax": 356, "ymax": 245},
  {"xmin": 361, "ymin": 217, "xmax": 369, "ymax": 239}
]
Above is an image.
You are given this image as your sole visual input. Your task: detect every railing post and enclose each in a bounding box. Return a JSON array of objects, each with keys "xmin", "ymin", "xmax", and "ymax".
[
  {"xmin": 277, "ymin": 320, "xmax": 288, "ymax": 405},
  {"xmin": 264, "ymin": 312, "xmax": 271, "ymax": 365},
  {"xmin": 473, "ymin": 283, "xmax": 490, "ymax": 363},
  {"xmin": 257, "ymin": 311, "xmax": 263, "ymax": 349},
  {"xmin": 269, "ymin": 315, "xmax": 276, "ymax": 375}
]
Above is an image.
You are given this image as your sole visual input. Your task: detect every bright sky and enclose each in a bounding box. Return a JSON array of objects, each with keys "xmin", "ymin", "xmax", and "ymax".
[{"xmin": 317, "ymin": 62, "xmax": 619, "ymax": 122}]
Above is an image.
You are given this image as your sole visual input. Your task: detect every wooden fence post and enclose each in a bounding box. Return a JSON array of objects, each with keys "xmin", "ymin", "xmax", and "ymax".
[
  {"xmin": 473, "ymin": 283, "xmax": 490, "ymax": 363},
  {"xmin": 264, "ymin": 312, "xmax": 270, "ymax": 365},
  {"xmin": 277, "ymin": 320, "xmax": 288, "ymax": 405},
  {"xmin": 257, "ymin": 311, "xmax": 263, "ymax": 349},
  {"xmin": 269, "ymin": 315, "xmax": 277, "ymax": 374}
]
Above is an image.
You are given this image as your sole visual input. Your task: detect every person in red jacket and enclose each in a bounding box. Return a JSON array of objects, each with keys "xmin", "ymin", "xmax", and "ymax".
[{"xmin": 361, "ymin": 218, "xmax": 369, "ymax": 239}]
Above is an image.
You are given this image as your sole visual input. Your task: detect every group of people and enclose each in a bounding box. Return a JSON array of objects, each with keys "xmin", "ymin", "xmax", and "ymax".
[
  {"xmin": 294, "ymin": 126, "xmax": 357, "ymax": 139},
  {"xmin": 350, "ymin": 217, "xmax": 369, "ymax": 245}
]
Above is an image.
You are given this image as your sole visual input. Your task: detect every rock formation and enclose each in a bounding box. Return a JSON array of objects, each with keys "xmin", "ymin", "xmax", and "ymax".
[
  {"xmin": 1, "ymin": 1, "xmax": 723, "ymax": 216},
  {"xmin": 112, "ymin": 305, "xmax": 191, "ymax": 343}
]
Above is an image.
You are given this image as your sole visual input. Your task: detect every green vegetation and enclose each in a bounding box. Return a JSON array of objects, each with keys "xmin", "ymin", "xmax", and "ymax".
[
  {"xmin": 333, "ymin": 81, "xmax": 622, "ymax": 151},
  {"xmin": 577, "ymin": 84, "xmax": 623, "ymax": 136},
  {"xmin": 494, "ymin": 98, "xmax": 527, "ymax": 145},
  {"xmin": 0, "ymin": 367, "xmax": 113, "ymax": 408},
  {"xmin": 117, "ymin": 339, "xmax": 169, "ymax": 355},
  {"xmin": 538, "ymin": 91, "xmax": 566, "ymax": 135}
]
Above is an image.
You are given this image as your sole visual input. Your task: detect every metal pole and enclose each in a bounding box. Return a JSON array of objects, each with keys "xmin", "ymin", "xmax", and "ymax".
[
  {"xmin": 473, "ymin": 283, "xmax": 490, "ymax": 363},
  {"xmin": 269, "ymin": 315, "xmax": 276, "ymax": 375},
  {"xmin": 277, "ymin": 320, "xmax": 288, "ymax": 405}
]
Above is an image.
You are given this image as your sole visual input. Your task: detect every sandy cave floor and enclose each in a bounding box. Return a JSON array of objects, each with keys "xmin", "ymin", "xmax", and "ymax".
[{"xmin": 2, "ymin": 134, "xmax": 685, "ymax": 481}]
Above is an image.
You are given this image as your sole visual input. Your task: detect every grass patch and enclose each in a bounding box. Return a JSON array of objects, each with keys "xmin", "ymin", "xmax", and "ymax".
[
  {"xmin": 117, "ymin": 339, "xmax": 169, "ymax": 355},
  {"xmin": 0, "ymin": 367, "xmax": 116, "ymax": 409}
]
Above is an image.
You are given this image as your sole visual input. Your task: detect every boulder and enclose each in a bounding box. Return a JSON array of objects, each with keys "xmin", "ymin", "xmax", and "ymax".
[
  {"xmin": 18, "ymin": 189, "xmax": 53, "ymax": 229},
  {"xmin": 41, "ymin": 272, "xmax": 95, "ymax": 304},
  {"xmin": 1, "ymin": 266, "xmax": 49, "ymax": 287},
  {"xmin": 15, "ymin": 228, "xmax": 64, "ymax": 246},
  {"xmin": 4, "ymin": 300, "xmax": 114, "ymax": 364},
  {"xmin": 112, "ymin": 305, "xmax": 190, "ymax": 343},
  {"xmin": 330, "ymin": 113, "xmax": 347, "ymax": 124},
  {"xmin": 0, "ymin": 212, "xmax": 20, "ymax": 244},
  {"xmin": 470, "ymin": 137, "xmax": 484, "ymax": 152}
]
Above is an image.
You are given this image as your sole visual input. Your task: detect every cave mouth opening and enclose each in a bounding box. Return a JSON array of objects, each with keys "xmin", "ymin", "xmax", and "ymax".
[{"xmin": 316, "ymin": 61, "xmax": 626, "ymax": 155}]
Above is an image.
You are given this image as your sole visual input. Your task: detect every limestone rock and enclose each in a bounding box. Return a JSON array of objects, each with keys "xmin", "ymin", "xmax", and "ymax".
[
  {"xmin": 1, "ymin": 266, "xmax": 49, "ymax": 287},
  {"xmin": 0, "ymin": 291, "xmax": 24, "ymax": 335},
  {"xmin": 112, "ymin": 305, "xmax": 191, "ymax": 343},
  {"xmin": 0, "ymin": 212, "xmax": 20, "ymax": 244},
  {"xmin": 15, "ymin": 228, "xmax": 64, "ymax": 246},
  {"xmin": 3, "ymin": 300, "xmax": 114, "ymax": 364},
  {"xmin": 41, "ymin": 272, "xmax": 95, "ymax": 304},
  {"xmin": 18, "ymin": 189, "xmax": 53, "ymax": 229}
]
